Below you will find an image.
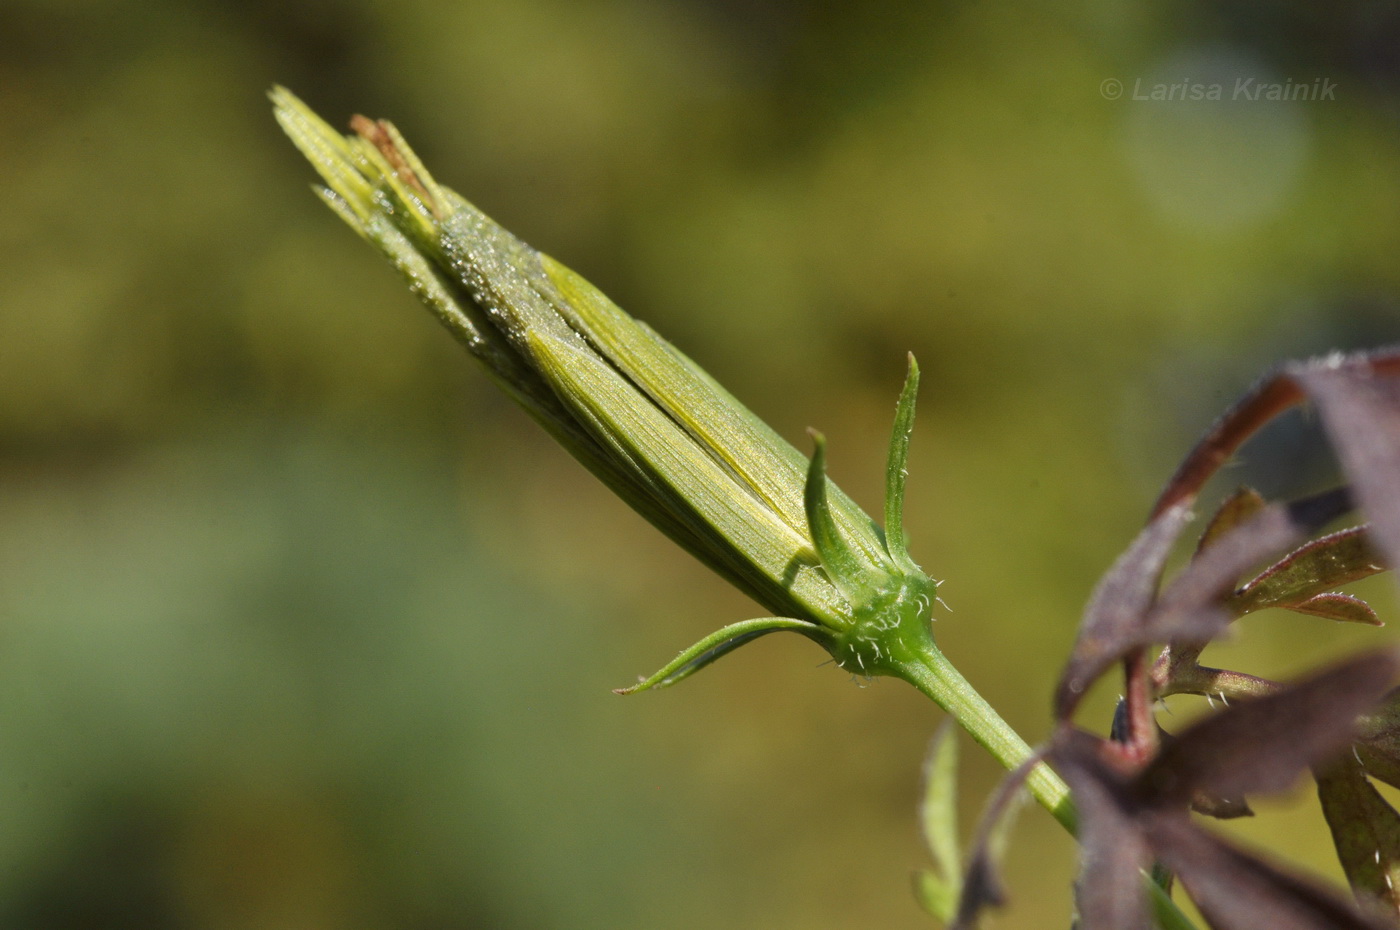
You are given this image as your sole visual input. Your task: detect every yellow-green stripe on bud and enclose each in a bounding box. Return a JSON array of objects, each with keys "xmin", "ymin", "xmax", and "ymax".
[{"xmin": 271, "ymin": 86, "xmax": 942, "ymax": 690}]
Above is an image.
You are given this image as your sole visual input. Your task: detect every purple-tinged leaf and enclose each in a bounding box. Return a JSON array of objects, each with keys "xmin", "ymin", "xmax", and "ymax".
[
  {"xmin": 1143, "ymin": 811, "xmax": 1394, "ymax": 930},
  {"xmin": 1293, "ymin": 353, "xmax": 1400, "ymax": 574},
  {"xmin": 1145, "ymin": 487, "xmax": 1353, "ymax": 646},
  {"xmin": 1316, "ymin": 755, "xmax": 1400, "ymax": 919},
  {"xmin": 1233, "ymin": 526, "xmax": 1386, "ymax": 616},
  {"xmin": 1055, "ymin": 505, "xmax": 1194, "ymax": 720},
  {"xmin": 949, "ymin": 753, "xmax": 1037, "ymax": 930},
  {"xmin": 1147, "ymin": 722, "xmax": 1253, "ymax": 819},
  {"xmin": 1152, "ymin": 370, "xmax": 1308, "ymax": 520},
  {"xmin": 1138, "ymin": 651, "xmax": 1400, "ymax": 805},
  {"xmin": 1197, "ymin": 487, "xmax": 1268, "ymax": 557},
  {"xmin": 1151, "ymin": 348, "xmax": 1400, "ymax": 523},
  {"xmin": 951, "ymin": 854, "xmax": 1004, "ymax": 930},
  {"xmin": 1356, "ymin": 689, "xmax": 1400, "ymax": 790},
  {"xmin": 1287, "ymin": 592, "xmax": 1383, "ymax": 626},
  {"xmin": 1052, "ymin": 729, "xmax": 1154, "ymax": 930}
]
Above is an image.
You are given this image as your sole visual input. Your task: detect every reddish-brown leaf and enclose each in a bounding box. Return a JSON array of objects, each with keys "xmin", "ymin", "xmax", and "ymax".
[
  {"xmin": 1144, "ymin": 811, "xmax": 1394, "ymax": 930},
  {"xmin": 1152, "ymin": 369, "xmax": 1307, "ymax": 519},
  {"xmin": 1052, "ymin": 729, "xmax": 1154, "ymax": 930},
  {"xmin": 1149, "ymin": 722, "xmax": 1254, "ymax": 819},
  {"xmin": 1356, "ymin": 689, "xmax": 1400, "ymax": 790},
  {"xmin": 1287, "ymin": 592, "xmax": 1383, "ymax": 626},
  {"xmin": 1197, "ymin": 487, "xmax": 1268, "ymax": 557},
  {"xmin": 1152, "ymin": 347, "xmax": 1400, "ymax": 524},
  {"xmin": 1233, "ymin": 526, "xmax": 1386, "ymax": 615},
  {"xmin": 1144, "ymin": 488, "xmax": 1354, "ymax": 646},
  {"xmin": 949, "ymin": 753, "xmax": 1040, "ymax": 930},
  {"xmin": 1293, "ymin": 352, "xmax": 1400, "ymax": 575},
  {"xmin": 1055, "ymin": 505, "xmax": 1193, "ymax": 720},
  {"xmin": 1317, "ymin": 755, "xmax": 1400, "ymax": 919}
]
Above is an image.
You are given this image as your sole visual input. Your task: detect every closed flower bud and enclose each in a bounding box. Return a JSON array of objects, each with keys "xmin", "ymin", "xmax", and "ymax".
[{"xmin": 272, "ymin": 87, "xmax": 940, "ymax": 691}]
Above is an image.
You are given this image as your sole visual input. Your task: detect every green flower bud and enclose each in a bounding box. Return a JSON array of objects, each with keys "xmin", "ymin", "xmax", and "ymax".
[{"xmin": 271, "ymin": 87, "xmax": 940, "ymax": 691}]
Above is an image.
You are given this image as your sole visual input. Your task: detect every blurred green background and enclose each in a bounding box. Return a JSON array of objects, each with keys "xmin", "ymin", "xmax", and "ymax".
[{"xmin": 4, "ymin": 1, "xmax": 1400, "ymax": 927}]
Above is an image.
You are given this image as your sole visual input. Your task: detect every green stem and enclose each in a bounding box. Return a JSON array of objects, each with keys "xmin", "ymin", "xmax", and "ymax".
[
  {"xmin": 894, "ymin": 640, "xmax": 1201, "ymax": 930},
  {"xmin": 896, "ymin": 640, "xmax": 1074, "ymax": 830}
]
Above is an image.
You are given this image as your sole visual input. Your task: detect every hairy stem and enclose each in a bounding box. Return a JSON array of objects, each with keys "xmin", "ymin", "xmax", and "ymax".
[
  {"xmin": 1161, "ymin": 662, "xmax": 1280, "ymax": 701},
  {"xmin": 894, "ymin": 642, "xmax": 1075, "ymax": 831}
]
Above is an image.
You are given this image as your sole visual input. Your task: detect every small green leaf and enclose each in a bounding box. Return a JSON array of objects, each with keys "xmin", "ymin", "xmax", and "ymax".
[
  {"xmin": 917, "ymin": 720, "xmax": 961, "ymax": 921},
  {"xmin": 1196, "ymin": 486, "xmax": 1268, "ymax": 556},
  {"xmin": 914, "ymin": 869, "xmax": 958, "ymax": 923},
  {"xmin": 1287, "ymin": 592, "xmax": 1383, "ymax": 626},
  {"xmin": 1232, "ymin": 526, "xmax": 1387, "ymax": 615},
  {"xmin": 614, "ymin": 617, "xmax": 822, "ymax": 694},
  {"xmin": 885, "ymin": 353, "xmax": 923, "ymax": 575},
  {"xmin": 1317, "ymin": 756, "xmax": 1400, "ymax": 919}
]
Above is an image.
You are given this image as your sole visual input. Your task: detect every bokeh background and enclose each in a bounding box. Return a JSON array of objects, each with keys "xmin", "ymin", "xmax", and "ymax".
[{"xmin": 5, "ymin": 1, "xmax": 1400, "ymax": 927}]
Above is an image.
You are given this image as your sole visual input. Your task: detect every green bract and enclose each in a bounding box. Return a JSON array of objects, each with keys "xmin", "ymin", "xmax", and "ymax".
[{"xmin": 271, "ymin": 87, "xmax": 941, "ymax": 692}]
